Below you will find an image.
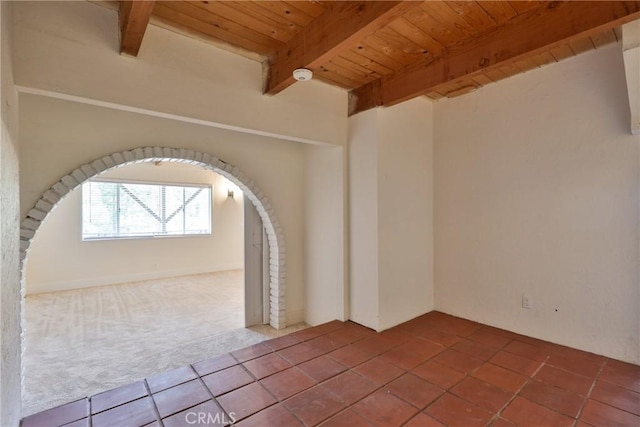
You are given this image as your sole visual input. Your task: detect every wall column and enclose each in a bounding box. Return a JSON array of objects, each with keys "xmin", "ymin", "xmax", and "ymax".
[{"xmin": 348, "ymin": 98, "xmax": 434, "ymax": 331}]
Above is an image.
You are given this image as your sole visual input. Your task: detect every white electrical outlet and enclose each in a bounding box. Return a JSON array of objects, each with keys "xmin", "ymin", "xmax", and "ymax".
[{"xmin": 522, "ymin": 294, "xmax": 533, "ymax": 309}]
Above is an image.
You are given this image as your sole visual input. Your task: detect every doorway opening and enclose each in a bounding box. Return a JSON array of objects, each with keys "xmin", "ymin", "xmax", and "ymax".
[{"xmin": 19, "ymin": 148, "xmax": 288, "ymax": 415}]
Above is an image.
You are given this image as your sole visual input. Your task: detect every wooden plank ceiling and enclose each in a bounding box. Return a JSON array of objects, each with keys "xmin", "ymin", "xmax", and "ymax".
[{"xmin": 115, "ymin": 1, "xmax": 640, "ymax": 115}]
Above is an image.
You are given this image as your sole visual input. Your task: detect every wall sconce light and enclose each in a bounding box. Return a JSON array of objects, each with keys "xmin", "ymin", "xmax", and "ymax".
[{"xmin": 221, "ymin": 177, "xmax": 240, "ymax": 200}]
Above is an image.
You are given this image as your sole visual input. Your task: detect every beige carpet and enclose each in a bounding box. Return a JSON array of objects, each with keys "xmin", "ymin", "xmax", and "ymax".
[{"xmin": 22, "ymin": 270, "xmax": 307, "ymax": 416}]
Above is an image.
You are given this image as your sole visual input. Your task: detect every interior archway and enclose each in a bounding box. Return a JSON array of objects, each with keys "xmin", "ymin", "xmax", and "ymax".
[{"xmin": 19, "ymin": 146, "xmax": 286, "ymax": 329}]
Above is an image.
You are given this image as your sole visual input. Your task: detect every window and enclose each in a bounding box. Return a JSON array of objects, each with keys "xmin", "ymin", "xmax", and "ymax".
[{"xmin": 82, "ymin": 179, "xmax": 212, "ymax": 240}]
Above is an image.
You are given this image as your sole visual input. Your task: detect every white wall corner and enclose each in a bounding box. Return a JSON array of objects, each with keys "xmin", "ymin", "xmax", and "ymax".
[
  {"xmin": 347, "ymin": 99, "xmax": 435, "ymax": 332},
  {"xmin": 376, "ymin": 98, "xmax": 435, "ymax": 330},
  {"xmin": 622, "ymin": 20, "xmax": 640, "ymax": 135}
]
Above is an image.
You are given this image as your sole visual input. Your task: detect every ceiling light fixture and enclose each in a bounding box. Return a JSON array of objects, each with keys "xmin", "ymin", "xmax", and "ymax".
[{"xmin": 293, "ymin": 68, "xmax": 313, "ymax": 82}]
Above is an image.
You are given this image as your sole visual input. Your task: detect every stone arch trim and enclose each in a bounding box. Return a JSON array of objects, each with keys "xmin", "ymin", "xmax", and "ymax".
[{"xmin": 19, "ymin": 147, "xmax": 287, "ymax": 329}]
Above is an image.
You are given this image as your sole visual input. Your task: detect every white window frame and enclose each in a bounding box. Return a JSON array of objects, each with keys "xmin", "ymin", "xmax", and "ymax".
[{"xmin": 81, "ymin": 178, "xmax": 213, "ymax": 241}]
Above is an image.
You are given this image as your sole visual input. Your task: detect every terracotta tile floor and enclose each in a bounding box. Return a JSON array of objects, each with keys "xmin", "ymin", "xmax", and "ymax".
[{"xmin": 21, "ymin": 312, "xmax": 640, "ymax": 427}]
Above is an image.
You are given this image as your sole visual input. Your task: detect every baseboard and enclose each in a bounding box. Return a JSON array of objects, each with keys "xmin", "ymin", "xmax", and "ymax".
[{"xmin": 27, "ymin": 263, "xmax": 244, "ymax": 295}]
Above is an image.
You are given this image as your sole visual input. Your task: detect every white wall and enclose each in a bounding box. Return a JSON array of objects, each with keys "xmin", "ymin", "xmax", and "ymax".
[
  {"xmin": 348, "ymin": 109, "xmax": 380, "ymax": 329},
  {"xmin": 0, "ymin": 2, "xmax": 22, "ymax": 424},
  {"xmin": 19, "ymin": 92, "xmax": 307, "ymax": 325},
  {"xmin": 377, "ymin": 99, "xmax": 434, "ymax": 330},
  {"xmin": 349, "ymin": 98, "xmax": 435, "ymax": 331},
  {"xmin": 13, "ymin": 1, "xmax": 348, "ymax": 146},
  {"xmin": 25, "ymin": 163, "xmax": 244, "ymax": 294},
  {"xmin": 303, "ymin": 145, "xmax": 346, "ymax": 325},
  {"xmin": 622, "ymin": 22, "xmax": 640, "ymax": 135},
  {"xmin": 434, "ymin": 43, "xmax": 640, "ymax": 364}
]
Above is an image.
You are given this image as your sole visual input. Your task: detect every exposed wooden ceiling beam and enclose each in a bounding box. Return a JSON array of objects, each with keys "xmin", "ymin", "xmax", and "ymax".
[
  {"xmin": 349, "ymin": 1, "xmax": 640, "ymax": 116},
  {"xmin": 265, "ymin": 0, "xmax": 422, "ymax": 95},
  {"xmin": 119, "ymin": 0, "xmax": 156, "ymax": 56}
]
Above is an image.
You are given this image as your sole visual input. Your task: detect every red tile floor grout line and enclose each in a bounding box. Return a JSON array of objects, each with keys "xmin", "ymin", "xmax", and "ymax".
[
  {"xmin": 574, "ymin": 360, "xmax": 607, "ymax": 422},
  {"xmin": 193, "ymin": 374, "xmax": 230, "ymax": 425},
  {"xmin": 143, "ymin": 379, "xmax": 163, "ymax": 427},
  {"xmin": 491, "ymin": 356, "xmax": 547, "ymax": 426},
  {"xmin": 20, "ymin": 312, "xmax": 640, "ymax": 427}
]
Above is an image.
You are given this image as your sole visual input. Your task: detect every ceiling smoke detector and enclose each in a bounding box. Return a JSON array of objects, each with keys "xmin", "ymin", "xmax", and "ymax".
[{"xmin": 293, "ymin": 68, "xmax": 313, "ymax": 82}]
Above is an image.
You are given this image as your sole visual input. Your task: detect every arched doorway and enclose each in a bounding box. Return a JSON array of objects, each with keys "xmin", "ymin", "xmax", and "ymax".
[{"xmin": 19, "ymin": 146, "xmax": 286, "ymax": 329}]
